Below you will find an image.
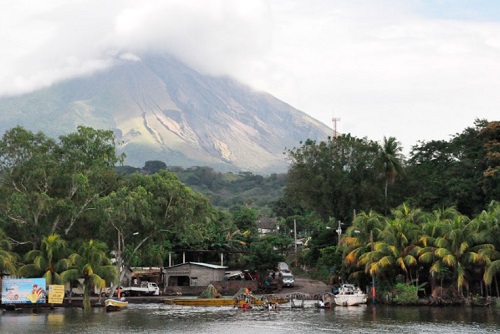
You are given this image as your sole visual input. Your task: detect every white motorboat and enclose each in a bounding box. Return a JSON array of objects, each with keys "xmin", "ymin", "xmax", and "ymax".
[{"xmin": 333, "ymin": 284, "xmax": 368, "ymax": 306}]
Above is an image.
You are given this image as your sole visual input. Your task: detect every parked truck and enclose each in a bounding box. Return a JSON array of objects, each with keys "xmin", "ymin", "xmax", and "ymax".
[{"xmin": 118, "ymin": 282, "xmax": 160, "ymax": 296}]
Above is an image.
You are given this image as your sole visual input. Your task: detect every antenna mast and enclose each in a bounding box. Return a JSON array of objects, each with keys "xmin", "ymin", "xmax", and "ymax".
[{"xmin": 332, "ymin": 117, "xmax": 341, "ymax": 138}]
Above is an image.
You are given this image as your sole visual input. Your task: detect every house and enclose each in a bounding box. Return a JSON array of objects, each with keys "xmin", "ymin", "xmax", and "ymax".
[
  {"xmin": 256, "ymin": 217, "xmax": 278, "ymax": 235},
  {"xmin": 162, "ymin": 262, "xmax": 227, "ymax": 288}
]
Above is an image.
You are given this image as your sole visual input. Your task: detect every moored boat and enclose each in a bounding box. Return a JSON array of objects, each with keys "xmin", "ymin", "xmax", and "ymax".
[
  {"xmin": 105, "ymin": 298, "xmax": 128, "ymax": 312},
  {"xmin": 315, "ymin": 302, "xmax": 333, "ymax": 309},
  {"xmin": 333, "ymin": 284, "xmax": 368, "ymax": 306},
  {"xmin": 165, "ymin": 285, "xmax": 289, "ymax": 307}
]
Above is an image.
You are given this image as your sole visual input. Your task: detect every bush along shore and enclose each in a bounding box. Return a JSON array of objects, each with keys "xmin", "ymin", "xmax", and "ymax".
[{"xmin": 378, "ymin": 283, "xmax": 500, "ymax": 307}]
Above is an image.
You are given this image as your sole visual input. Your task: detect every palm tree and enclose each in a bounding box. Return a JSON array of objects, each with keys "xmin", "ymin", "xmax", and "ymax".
[
  {"xmin": 378, "ymin": 137, "xmax": 405, "ymax": 212},
  {"xmin": 0, "ymin": 229, "xmax": 17, "ymax": 277},
  {"xmin": 429, "ymin": 213, "xmax": 489, "ymax": 296},
  {"xmin": 418, "ymin": 208, "xmax": 457, "ymax": 292},
  {"xmin": 358, "ymin": 209, "xmax": 422, "ymax": 284},
  {"xmin": 343, "ymin": 210, "xmax": 384, "ymax": 268},
  {"xmin": 62, "ymin": 239, "xmax": 118, "ymax": 311},
  {"xmin": 18, "ymin": 234, "xmax": 71, "ymax": 285},
  {"xmin": 484, "ymin": 256, "xmax": 500, "ymax": 297},
  {"xmin": 477, "ymin": 201, "xmax": 500, "ymax": 296}
]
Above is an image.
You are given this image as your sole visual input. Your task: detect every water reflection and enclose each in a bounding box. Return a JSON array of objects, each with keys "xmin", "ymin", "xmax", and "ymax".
[{"xmin": 0, "ymin": 303, "xmax": 499, "ymax": 334}]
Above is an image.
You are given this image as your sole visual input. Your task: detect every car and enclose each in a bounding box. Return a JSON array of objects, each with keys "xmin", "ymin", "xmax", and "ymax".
[
  {"xmin": 282, "ymin": 272, "xmax": 295, "ymax": 287},
  {"xmin": 277, "ymin": 262, "xmax": 289, "ymax": 272}
]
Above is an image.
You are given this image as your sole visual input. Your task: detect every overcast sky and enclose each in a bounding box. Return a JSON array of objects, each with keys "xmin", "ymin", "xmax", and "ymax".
[{"xmin": 1, "ymin": 0, "xmax": 499, "ymax": 154}]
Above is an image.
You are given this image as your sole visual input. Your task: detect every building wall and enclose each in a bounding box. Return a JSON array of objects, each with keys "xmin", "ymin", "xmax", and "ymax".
[
  {"xmin": 163, "ymin": 263, "xmax": 226, "ymax": 288},
  {"xmin": 189, "ymin": 265, "xmax": 225, "ymax": 285}
]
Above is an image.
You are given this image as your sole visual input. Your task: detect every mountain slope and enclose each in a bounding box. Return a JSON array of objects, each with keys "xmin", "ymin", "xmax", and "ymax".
[{"xmin": 0, "ymin": 54, "xmax": 331, "ymax": 173}]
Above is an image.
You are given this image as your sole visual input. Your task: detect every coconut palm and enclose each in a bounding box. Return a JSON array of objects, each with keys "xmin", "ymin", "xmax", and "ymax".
[
  {"xmin": 359, "ymin": 214, "xmax": 422, "ymax": 284},
  {"xmin": 477, "ymin": 201, "xmax": 500, "ymax": 296},
  {"xmin": 61, "ymin": 239, "xmax": 118, "ymax": 311},
  {"xmin": 429, "ymin": 212, "xmax": 490, "ymax": 296},
  {"xmin": 343, "ymin": 210, "xmax": 384, "ymax": 267},
  {"xmin": 418, "ymin": 208, "xmax": 458, "ymax": 292},
  {"xmin": 0, "ymin": 229, "xmax": 17, "ymax": 277},
  {"xmin": 378, "ymin": 136, "xmax": 405, "ymax": 212},
  {"xmin": 357, "ymin": 205, "xmax": 426, "ymax": 287},
  {"xmin": 341, "ymin": 210, "xmax": 385, "ymax": 283},
  {"xmin": 18, "ymin": 234, "xmax": 71, "ymax": 284}
]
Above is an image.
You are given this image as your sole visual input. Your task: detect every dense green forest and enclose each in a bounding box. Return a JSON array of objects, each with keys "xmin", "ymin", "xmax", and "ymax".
[{"xmin": 0, "ymin": 119, "xmax": 498, "ymax": 308}]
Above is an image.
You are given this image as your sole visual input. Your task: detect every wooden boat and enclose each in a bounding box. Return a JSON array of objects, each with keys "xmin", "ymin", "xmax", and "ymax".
[
  {"xmin": 165, "ymin": 284, "xmax": 289, "ymax": 307},
  {"xmin": 169, "ymin": 298, "xmax": 237, "ymax": 307},
  {"xmin": 252, "ymin": 297, "xmax": 289, "ymax": 306},
  {"xmin": 315, "ymin": 301, "xmax": 333, "ymax": 309},
  {"xmin": 166, "ymin": 296, "xmax": 288, "ymax": 307},
  {"xmin": 105, "ymin": 298, "xmax": 128, "ymax": 312},
  {"xmin": 333, "ymin": 284, "xmax": 368, "ymax": 306}
]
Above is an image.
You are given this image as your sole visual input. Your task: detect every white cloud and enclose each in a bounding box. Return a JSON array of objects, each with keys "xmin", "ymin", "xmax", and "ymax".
[{"xmin": 1, "ymin": 0, "xmax": 499, "ymax": 153}]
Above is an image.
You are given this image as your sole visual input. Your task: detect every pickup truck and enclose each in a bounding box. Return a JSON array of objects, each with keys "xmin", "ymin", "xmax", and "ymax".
[{"xmin": 118, "ymin": 282, "xmax": 160, "ymax": 296}]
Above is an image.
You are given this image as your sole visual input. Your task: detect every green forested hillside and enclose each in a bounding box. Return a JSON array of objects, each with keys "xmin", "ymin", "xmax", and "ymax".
[{"xmin": 117, "ymin": 163, "xmax": 286, "ymax": 215}]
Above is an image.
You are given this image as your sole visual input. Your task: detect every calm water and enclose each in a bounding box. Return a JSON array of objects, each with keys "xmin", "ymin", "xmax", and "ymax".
[{"xmin": 1, "ymin": 301, "xmax": 499, "ymax": 333}]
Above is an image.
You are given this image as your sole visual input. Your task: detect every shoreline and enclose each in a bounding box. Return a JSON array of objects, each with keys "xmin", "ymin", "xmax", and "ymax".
[{"xmin": 3, "ymin": 294, "xmax": 499, "ymax": 312}]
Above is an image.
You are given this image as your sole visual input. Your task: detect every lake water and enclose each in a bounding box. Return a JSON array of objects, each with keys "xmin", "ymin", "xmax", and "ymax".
[{"xmin": 1, "ymin": 301, "xmax": 499, "ymax": 333}]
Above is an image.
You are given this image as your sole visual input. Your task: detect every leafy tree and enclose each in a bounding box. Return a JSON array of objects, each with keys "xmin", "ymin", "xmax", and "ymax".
[
  {"xmin": 0, "ymin": 126, "xmax": 58, "ymax": 249},
  {"xmin": 478, "ymin": 122, "xmax": 500, "ymax": 205},
  {"xmin": 101, "ymin": 170, "xmax": 216, "ymax": 280},
  {"xmin": 317, "ymin": 245, "xmax": 345, "ymax": 282},
  {"xmin": 142, "ymin": 160, "xmax": 167, "ymax": 174},
  {"xmin": 0, "ymin": 126, "xmax": 123, "ymax": 247},
  {"xmin": 62, "ymin": 239, "xmax": 118, "ymax": 311},
  {"xmin": 231, "ymin": 206, "xmax": 258, "ymax": 234},
  {"xmin": 285, "ymin": 135, "xmax": 383, "ymax": 224},
  {"xmin": 246, "ymin": 239, "xmax": 285, "ymax": 278},
  {"xmin": 51, "ymin": 126, "xmax": 123, "ymax": 237},
  {"xmin": 408, "ymin": 119, "xmax": 497, "ymax": 216},
  {"xmin": 260, "ymin": 233, "xmax": 293, "ymax": 255}
]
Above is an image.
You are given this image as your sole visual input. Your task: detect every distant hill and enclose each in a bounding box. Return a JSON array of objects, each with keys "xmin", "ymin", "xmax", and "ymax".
[{"xmin": 0, "ymin": 53, "xmax": 331, "ymax": 173}]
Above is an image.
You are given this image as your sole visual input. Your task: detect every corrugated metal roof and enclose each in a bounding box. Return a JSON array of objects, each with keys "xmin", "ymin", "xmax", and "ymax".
[
  {"xmin": 164, "ymin": 262, "xmax": 227, "ymax": 270},
  {"xmin": 191, "ymin": 262, "xmax": 227, "ymax": 269}
]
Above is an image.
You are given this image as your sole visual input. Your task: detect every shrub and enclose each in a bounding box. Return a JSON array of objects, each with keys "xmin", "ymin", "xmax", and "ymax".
[{"xmin": 392, "ymin": 283, "xmax": 419, "ymax": 304}]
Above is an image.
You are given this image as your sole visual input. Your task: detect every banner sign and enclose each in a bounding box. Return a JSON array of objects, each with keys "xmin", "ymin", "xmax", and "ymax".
[
  {"xmin": 48, "ymin": 285, "xmax": 65, "ymax": 304},
  {"xmin": 1, "ymin": 278, "xmax": 47, "ymax": 304}
]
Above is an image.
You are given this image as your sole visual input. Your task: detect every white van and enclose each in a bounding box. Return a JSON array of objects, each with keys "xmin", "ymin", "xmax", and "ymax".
[
  {"xmin": 277, "ymin": 262, "xmax": 290, "ymax": 272},
  {"xmin": 282, "ymin": 272, "xmax": 295, "ymax": 287}
]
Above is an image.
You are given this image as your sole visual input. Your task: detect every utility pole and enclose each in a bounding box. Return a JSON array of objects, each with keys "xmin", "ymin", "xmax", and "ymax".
[
  {"xmin": 294, "ymin": 219, "xmax": 298, "ymax": 267},
  {"xmin": 371, "ymin": 229, "xmax": 377, "ymax": 304},
  {"xmin": 336, "ymin": 221, "xmax": 342, "ymax": 244}
]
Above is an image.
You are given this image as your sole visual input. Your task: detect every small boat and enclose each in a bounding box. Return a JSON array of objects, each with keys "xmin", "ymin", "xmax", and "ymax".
[
  {"xmin": 105, "ymin": 298, "xmax": 128, "ymax": 312},
  {"xmin": 315, "ymin": 301, "xmax": 333, "ymax": 309},
  {"xmin": 169, "ymin": 297, "xmax": 237, "ymax": 307},
  {"xmin": 333, "ymin": 284, "xmax": 368, "ymax": 306},
  {"xmin": 167, "ymin": 284, "xmax": 240, "ymax": 307}
]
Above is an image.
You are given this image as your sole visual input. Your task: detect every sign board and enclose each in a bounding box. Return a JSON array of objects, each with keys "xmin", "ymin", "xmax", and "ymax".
[
  {"xmin": 1, "ymin": 278, "xmax": 47, "ymax": 304},
  {"xmin": 48, "ymin": 285, "xmax": 65, "ymax": 304}
]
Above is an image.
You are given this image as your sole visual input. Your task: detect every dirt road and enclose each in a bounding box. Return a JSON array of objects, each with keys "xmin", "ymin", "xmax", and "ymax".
[{"xmin": 280, "ymin": 276, "xmax": 330, "ymax": 296}]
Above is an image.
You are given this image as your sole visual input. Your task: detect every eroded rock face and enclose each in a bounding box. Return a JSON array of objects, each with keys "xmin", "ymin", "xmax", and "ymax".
[{"xmin": 0, "ymin": 54, "xmax": 331, "ymax": 173}]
